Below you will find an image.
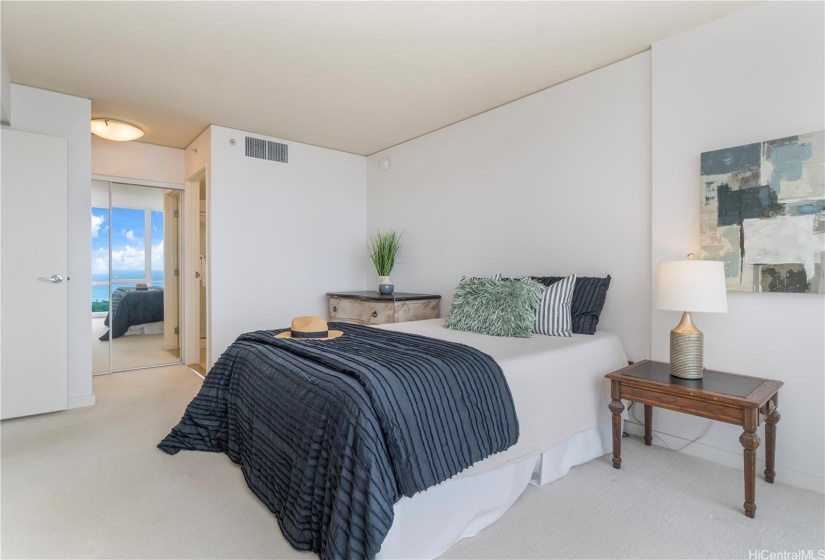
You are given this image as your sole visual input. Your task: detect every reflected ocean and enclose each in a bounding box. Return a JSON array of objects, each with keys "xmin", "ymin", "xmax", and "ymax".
[{"xmin": 92, "ymin": 270, "xmax": 164, "ymax": 302}]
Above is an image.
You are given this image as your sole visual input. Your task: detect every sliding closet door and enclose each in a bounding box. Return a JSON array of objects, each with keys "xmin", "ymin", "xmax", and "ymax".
[
  {"xmin": 91, "ymin": 180, "xmax": 111, "ymax": 374},
  {"xmin": 90, "ymin": 181, "xmax": 182, "ymax": 373}
]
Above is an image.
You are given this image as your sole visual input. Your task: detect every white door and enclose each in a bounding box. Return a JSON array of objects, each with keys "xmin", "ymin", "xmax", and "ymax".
[
  {"xmin": 162, "ymin": 190, "xmax": 180, "ymax": 352},
  {"xmin": 1, "ymin": 129, "xmax": 68, "ymax": 419}
]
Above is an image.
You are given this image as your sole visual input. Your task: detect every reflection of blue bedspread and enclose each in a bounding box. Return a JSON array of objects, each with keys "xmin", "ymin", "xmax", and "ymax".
[
  {"xmin": 100, "ymin": 287, "xmax": 164, "ymax": 340},
  {"xmin": 158, "ymin": 324, "xmax": 519, "ymax": 560}
]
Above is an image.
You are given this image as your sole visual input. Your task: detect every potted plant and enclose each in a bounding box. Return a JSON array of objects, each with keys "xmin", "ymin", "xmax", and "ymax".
[{"xmin": 367, "ymin": 230, "xmax": 402, "ymax": 295}]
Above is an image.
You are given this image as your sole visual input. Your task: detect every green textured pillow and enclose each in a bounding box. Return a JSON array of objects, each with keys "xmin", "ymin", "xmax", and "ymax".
[{"xmin": 445, "ymin": 277, "xmax": 544, "ymax": 338}]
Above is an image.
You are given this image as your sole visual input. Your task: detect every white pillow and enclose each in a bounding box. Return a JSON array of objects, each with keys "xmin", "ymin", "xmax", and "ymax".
[{"xmin": 534, "ymin": 275, "xmax": 576, "ymax": 336}]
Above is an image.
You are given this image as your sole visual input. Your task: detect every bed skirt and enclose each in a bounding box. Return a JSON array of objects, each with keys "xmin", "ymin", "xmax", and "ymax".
[{"xmin": 377, "ymin": 422, "xmax": 612, "ymax": 559}]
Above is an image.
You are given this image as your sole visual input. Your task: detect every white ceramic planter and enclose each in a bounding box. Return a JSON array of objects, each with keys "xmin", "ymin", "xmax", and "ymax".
[{"xmin": 378, "ymin": 275, "xmax": 394, "ymax": 295}]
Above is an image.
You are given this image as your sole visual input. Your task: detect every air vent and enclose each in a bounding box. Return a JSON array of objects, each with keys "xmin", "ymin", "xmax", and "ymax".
[
  {"xmin": 267, "ymin": 141, "xmax": 288, "ymax": 163},
  {"xmin": 245, "ymin": 137, "xmax": 288, "ymax": 163},
  {"xmin": 245, "ymin": 137, "xmax": 267, "ymax": 159}
]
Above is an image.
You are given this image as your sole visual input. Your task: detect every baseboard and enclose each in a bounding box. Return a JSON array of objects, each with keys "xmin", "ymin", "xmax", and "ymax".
[
  {"xmin": 67, "ymin": 394, "xmax": 96, "ymax": 410},
  {"xmin": 623, "ymin": 421, "xmax": 824, "ymax": 494}
]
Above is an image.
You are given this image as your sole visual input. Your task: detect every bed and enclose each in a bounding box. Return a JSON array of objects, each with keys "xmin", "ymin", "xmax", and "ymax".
[
  {"xmin": 159, "ymin": 318, "xmax": 626, "ymax": 559},
  {"xmin": 375, "ymin": 319, "xmax": 627, "ymax": 558},
  {"xmin": 99, "ymin": 286, "xmax": 164, "ymax": 340}
]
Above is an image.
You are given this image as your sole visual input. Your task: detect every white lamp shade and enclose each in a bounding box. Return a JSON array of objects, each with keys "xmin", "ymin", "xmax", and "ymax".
[
  {"xmin": 656, "ymin": 259, "xmax": 728, "ymax": 313},
  {"xmin": 90, "ymin": 119, "xmax": 144, "ymax": 141}
]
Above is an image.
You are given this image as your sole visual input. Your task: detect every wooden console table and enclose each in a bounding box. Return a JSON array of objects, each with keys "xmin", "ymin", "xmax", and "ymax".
[
  {"xmin": 326, "ymin": 291, "xmax": 440, "ymax": 325},
  {"xmin": 606, "ymin": 360, "xmax": 782, "ymax": 518}
]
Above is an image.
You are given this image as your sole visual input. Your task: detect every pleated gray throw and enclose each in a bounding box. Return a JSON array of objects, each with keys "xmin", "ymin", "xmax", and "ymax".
[{"xmin": 158, "ymin": 323, "xmax": 519, "ymax": 560}]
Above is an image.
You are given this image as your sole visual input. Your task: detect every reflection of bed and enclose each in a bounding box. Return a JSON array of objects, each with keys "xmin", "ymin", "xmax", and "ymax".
[
  {"xmin": 160, "ymin": 318, "xmax": 626, "ymax": 559},
  {"xmin": 99, "ymin": 287, "xmax": 164, "ymax": 341}
]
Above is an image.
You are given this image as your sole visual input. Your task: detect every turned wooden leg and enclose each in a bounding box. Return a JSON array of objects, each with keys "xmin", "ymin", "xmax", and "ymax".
[
  {"xmin": 644, "ymin": 404, "xmax": 652, "ymax": 446},
  {"xmin": 740, "ymin": 408, "xmax": 760, "ymax": 518},
  {"xmin": 764, "ymin": 394, "xmax": 780, "ymax": 483},
  {"xmin": 609, "ymin": 381, "xmax": 624, "ymax": 469}
]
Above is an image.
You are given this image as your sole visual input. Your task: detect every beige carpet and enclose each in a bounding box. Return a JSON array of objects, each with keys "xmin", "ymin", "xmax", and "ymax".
[
  {"xmin": 2, "ymin": 366, "xmax": 823, "ymax": 559},
  {"xmin": 92, "ymin": 318, "xmax": 181, "ymax": 373}
]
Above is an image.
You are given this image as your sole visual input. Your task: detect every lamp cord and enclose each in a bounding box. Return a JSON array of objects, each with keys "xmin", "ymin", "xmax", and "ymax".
[{"xmin": 625, "ymin": 402, "xmax": 713, "ymax": 452}]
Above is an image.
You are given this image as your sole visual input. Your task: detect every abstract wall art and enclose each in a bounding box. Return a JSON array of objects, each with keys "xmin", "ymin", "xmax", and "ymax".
[{"xmin": 700, "ymin": 131, "xmax": 824, "ymax": 294}]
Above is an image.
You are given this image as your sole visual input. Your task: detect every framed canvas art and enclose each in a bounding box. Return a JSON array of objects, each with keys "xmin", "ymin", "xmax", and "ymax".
[{"xmin": 700, "ymin": 131, "xmax": 825, "ymax": 294}]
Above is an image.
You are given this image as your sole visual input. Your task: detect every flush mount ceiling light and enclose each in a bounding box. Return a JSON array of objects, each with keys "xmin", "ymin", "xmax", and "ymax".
[{"xmin": 90, "ymin": 118, "xmax": 144, "ymax": 141}]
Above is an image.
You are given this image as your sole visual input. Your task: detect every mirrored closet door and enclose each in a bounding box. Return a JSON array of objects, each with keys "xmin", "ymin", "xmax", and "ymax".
[{"xmin": 91, "ymin": 180, "xmax": 182, "ymax": 373}]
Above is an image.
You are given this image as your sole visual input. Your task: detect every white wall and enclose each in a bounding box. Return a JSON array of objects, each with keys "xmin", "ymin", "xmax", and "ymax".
[
  {"xmin": 0, "ymin": 50, "xmax": 10, "ymax": 126},
  {"xmin": 91, "ymin": 180, "xmax": 164, "ymax": 210},
  {"xmin": 92, "ymin": 135, "xmax": 184, "ymax": 185},
  {"xmin": 10, "ymin": 84, "xmax": 94, "ymax": 408},
  {"xmin": 366, "ymin": 53, "xmax": 652, "ymax": 360},
  {"xmin": 209, "ymin": 125, "xmax": 366, "ymax": 363},
  {"xmin": 185, "ymin": 127, "xmax": 211, "ymax": 180},
  {"xmin": 649, "ymin": 1, "xmax": 825, "ymax": 491}
]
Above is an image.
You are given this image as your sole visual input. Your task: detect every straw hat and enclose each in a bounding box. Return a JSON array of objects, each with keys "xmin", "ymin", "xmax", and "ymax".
[{"xmin": 274, "ymin": 316, "xmax": 343, "ymax": 340}]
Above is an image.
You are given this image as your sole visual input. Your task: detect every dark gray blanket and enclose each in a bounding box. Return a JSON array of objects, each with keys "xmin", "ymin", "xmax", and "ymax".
[
  {"xmin": 158, "ymin": 323, "xmax": 518, "ymax": 560},
  {"xmin": 100, "ymin": 287, "xmax": 164, "ymax": 340}
]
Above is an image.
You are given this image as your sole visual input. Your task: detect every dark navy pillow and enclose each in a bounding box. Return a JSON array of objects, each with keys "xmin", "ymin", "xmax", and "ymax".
[{"xmin": 531, "ymin": 275, "xmax": 611, "ymax": 335}]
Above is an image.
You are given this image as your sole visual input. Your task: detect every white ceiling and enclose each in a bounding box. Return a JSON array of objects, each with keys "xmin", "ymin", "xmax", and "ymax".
[{"xmin": 1, "ymin": 1, "xmax": 754, "ymax": 156}]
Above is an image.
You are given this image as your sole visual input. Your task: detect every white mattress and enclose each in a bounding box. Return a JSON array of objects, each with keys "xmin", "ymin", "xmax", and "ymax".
[{"xmin": 376, "ymin": 318, "xmax": 628, "ymax": 479}]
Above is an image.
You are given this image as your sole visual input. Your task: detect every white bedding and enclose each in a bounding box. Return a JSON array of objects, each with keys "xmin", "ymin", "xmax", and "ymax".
[
  {"xmin": 124, "ymin": 320, "xmax": 164, "ymax": 336},
  {"xmin": 377, "ymin": 318, "xmax": 628, "ymax": 480},
  {"xmin": 373, "ymin": 319, "xmax": 627, "ymax": 558}
]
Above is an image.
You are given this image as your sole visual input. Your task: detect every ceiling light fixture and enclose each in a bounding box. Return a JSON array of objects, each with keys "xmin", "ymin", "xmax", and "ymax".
[{"xmin": 90, "ymin": 118, "xmax": 144, "ymax": 142}]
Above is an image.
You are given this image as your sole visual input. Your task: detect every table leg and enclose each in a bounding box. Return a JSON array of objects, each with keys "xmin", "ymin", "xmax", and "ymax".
[
  {"xmin": 739, "ymin": 408, "xmax": 760, "ymax": 518},
  {"xmin": 764, "ymin": 394, "xmax": 780, "ymax": 483},
  {"xmin": 644, "ymin": 404, "xmax": 652, "ymax": 446},
  {"xmin": 609, "ymin": 380, "xmax": 624, "ymax": 469}
]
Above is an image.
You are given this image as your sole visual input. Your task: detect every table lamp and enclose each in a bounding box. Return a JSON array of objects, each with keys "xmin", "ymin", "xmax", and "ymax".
[{"xmin": 656, "ymin": 254, "xmax": 728, "ymax": 379}]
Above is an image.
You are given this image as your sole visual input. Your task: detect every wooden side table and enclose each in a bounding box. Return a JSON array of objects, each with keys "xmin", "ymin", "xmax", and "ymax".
[
  {"xmin": 326, "ymin": 291, "xmax": 440, "ymax": 326},
  {"xmin": 606, "ymin": 360, "xmax": 782, "ymax": 518}
]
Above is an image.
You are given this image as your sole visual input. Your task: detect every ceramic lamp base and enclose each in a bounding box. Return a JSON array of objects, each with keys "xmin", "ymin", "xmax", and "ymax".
[{"xmin": 669, "ymin": 312, "xmax": 704, "ymax": 379}]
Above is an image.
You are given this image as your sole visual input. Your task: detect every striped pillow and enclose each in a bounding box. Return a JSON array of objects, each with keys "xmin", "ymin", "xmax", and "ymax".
[
  {"xmin": 534, "ymin": 275, "xmax": 576, "ymax": 336},
  {"xmin": 532, "ymin": 275, "xmax": 611, "ymax": 335}
]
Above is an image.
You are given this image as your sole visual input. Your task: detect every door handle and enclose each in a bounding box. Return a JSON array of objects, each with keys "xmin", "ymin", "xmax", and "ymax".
[{"xmin": 38, "ymin": 274, "xmax": 64, "ymax": 284}]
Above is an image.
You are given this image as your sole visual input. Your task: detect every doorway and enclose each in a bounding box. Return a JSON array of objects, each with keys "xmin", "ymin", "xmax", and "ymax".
[
  {"xmin": 187, "ymin": 176, "xmax": 209, "ymax": 375},
  {"xmin": 91, "ymin": 180, "xmax": 183, "ymax": 373}
]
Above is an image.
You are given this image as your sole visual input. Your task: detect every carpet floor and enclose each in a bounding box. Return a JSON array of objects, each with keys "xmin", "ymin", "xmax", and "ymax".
[
  {"xmin": 91, "ymin": 318, "xmax": 181, "ymax": 373},
  {"xmin": 2, "ymin": 366, "xmax": 822, "ymax": 559}
]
